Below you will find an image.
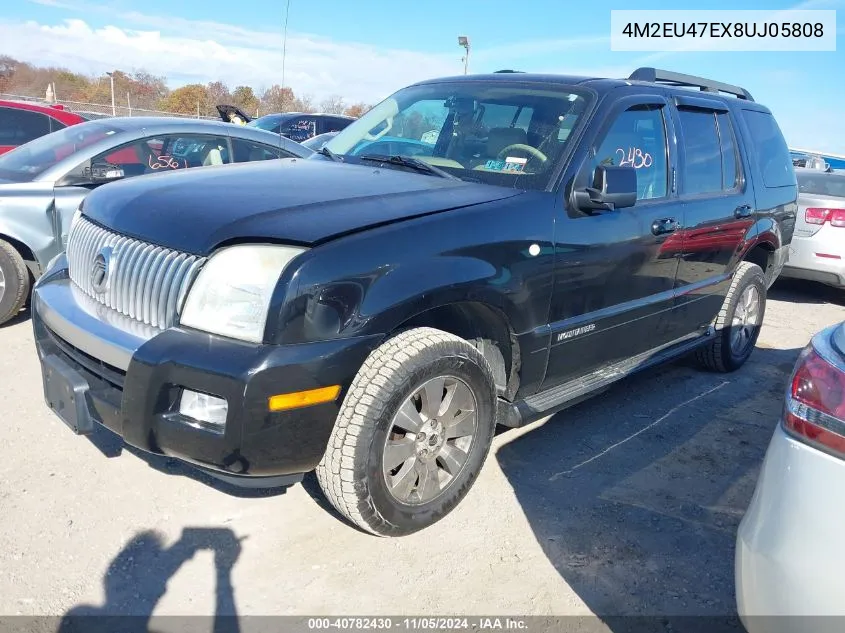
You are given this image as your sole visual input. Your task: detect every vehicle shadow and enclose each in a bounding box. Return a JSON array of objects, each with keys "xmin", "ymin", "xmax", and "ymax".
[
  {"xmin": 769, "ymin": 278, "xmax": 845, "ymax": 306},
  {"xmin": 1, "ymin": 306, "xmax": 31, "ymax": 327},
  {"xmin": 85, "ymin": 424, "xmax": 291, "ymax": 499},
  {"xmin": 56, "ymin": 527, "xmax": 245, "ymax": 633},
  {"xmin": 495, "ymin": 344, "xmax": 801, "ymax": 632}
]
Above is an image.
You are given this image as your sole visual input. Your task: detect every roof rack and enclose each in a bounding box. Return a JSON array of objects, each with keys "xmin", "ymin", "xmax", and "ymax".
[
  {"xmin": 494, "ymin": 69, "xmax": 524, "ymax": 73},
  {"xmin": 628, "ymin": 67, "xmax": 754, "ymax": 101}
]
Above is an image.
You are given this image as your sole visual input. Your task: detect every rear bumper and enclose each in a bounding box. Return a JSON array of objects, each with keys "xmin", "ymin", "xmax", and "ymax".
[
  {"xmin": 780, "ymin": 233, "xmax": 845, "ymax": 288},
  {"xmin": 31, "ymin": 257, "xmax": 382, "ymax": 485},
  {"xmin": 736, "ymin": 424, "xmax": 845, "ymax": 631}
]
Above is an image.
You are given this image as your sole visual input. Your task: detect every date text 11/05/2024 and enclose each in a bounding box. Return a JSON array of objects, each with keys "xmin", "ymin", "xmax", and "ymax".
[
  {"xmin": 307, "ymin": 618, "xmax": 528, "ymax": 630},
  {"xmin": 620, "ymin": 21, "xmax": 825, "ymax": 38}
]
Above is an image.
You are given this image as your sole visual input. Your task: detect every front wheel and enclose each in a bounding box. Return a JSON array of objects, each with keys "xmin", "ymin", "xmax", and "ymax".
[
  {"xmin": 0, "ymin": 239, "xmax": 30, "ymax": 326},
  {"xmin": 316, "ymin": 327, "xmax": 497, "ymax": 536},
  {"xmin": 695, "ymin": 261, "xmax": 766, "ymax": 372}
]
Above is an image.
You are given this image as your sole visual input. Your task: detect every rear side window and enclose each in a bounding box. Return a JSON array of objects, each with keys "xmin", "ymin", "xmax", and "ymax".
[
  {"xmin": 678, "ymin": 109, "xmax": 722, "ymax": 195},
  {"xmin": 716, "ymin": 112, "xmax": 739, "ymax": 190},
  {"xmin": 741, "ymin": 110, "xmax": 795, "ymax": 188},
  {"xmin": 0, "ymin": 107, "xmax": 51, "ymax": 145}
]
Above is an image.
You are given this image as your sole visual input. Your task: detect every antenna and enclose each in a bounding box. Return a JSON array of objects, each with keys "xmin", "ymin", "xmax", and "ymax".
[{"xmin": 280, "ymin": 0, "xmax": 291, "ymax": 150}]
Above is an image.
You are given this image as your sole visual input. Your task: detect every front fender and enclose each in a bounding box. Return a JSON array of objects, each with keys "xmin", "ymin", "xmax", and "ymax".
[
  {"xmin": 268, "ymin": 193, "xmax": 557, "ymax": 346},
  {"xmin": 0, "ymin": 191, "xmax": 58, "ymax": 275}
]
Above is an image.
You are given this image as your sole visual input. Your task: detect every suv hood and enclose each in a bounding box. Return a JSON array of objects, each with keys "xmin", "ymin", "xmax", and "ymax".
[{"xmin": 80, "ymin": 158, "xmax": 524, "ymax": 255}]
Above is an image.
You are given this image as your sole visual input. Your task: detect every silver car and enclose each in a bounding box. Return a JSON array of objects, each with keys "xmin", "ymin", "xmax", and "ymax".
[
  {"xmin": 780, "ymin": 166, "xmax": 845, "ymax": 289},
  {"xmin": 0, "ymin": 117, "xmax": 312, "ymax": 325},
  {"xmin": 736, "ymin": 319, "xmax": 845, "ymax": 632}
]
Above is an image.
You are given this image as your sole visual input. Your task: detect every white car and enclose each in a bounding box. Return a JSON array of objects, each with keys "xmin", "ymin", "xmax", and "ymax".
[
  {"xmin": 736, "ymin": 319, "xmax": 845, "ymax": 632},
  {"xmin": 780, "ymin": 167, "xmax": 845, "ymax": 290}
]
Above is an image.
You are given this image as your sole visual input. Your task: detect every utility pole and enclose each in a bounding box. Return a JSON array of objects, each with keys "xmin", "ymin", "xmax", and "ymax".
[
  {"xmin": 458, "ymin": 35, "xmax": 470, "ymax": 75},
  {"xmin": 106, "ymin": 71, "xmax": 116, "ymax": 116}
]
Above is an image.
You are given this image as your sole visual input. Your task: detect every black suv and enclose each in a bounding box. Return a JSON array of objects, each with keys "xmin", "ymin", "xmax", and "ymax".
[{"xmin": 31, "ymin": 68, "xmax": 797, "ymax": 536}]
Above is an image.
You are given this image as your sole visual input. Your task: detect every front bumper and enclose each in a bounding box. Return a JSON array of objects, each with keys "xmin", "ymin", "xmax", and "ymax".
[
  {"xmin": 736, "ymin": 424, "xmax": 845, "ymax": 632},
  {"xmin": 31, "ymin": 260, "xmax": 383, "ymax": 485}
]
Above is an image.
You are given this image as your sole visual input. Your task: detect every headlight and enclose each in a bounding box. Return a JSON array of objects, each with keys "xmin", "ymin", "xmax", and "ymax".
[{"xmin": 180, "ymin": 244, "xmax": 306, "ymax": 343}]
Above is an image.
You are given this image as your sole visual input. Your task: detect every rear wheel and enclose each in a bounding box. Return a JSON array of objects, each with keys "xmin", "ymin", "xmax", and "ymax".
[
  {"xmin": 695, "ymin": 261, "xmax": 766, "ymax": 372},
  {"xmin": 316, "ymin": 327, "xmax": 497, "ymax": 536},
  {"xmin": 0, "ymin": 239, "xmax": 30, "ymax": 326}
]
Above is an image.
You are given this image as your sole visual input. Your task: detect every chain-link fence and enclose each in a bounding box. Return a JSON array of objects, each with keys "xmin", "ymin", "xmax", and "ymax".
[{"xmin": 0, "ymin": 93, "xmax": 218, "ymax": 120}]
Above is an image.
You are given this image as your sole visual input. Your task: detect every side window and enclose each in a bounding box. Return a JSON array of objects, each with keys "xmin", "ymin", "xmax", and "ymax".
[
  {"xmin": 716, "ymin": 112, "xmax": 740, "ymax": 190},
  {"xmin": 231, "ymin": 139, "xmax": 284, "ymax": 162},
  {"xmin": 0, "ymin": 107, "xmax": 51, "ymax": 145},
  {"xmin": 741, "ymin": 110, "xmax": 795, "ymax": 188},
  {"xmin": 592, "ymin": 105, "xmax": 668, "ymax": 201},
  {"xmin": 677, "ymin": 109, "xmax": 722, "ymax": 195},
  {"xmin": 93, "ymin": 134, "xmax": 230, "ymax": 177}
]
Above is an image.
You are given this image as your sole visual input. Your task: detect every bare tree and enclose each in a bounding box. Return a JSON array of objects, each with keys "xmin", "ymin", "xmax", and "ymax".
[{"xmin": 319, "ymin": 94, "xmax": 346, "ymax": 114}]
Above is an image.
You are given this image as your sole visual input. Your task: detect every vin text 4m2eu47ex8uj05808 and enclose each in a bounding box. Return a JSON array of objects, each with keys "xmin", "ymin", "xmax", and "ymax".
[{"xmin": 31, "ymin": 67, "xmax": 797, "ymax": 536}]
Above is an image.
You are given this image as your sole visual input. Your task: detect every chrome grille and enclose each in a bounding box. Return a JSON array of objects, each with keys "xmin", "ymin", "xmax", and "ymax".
[{"xmin": 67, "ymin": 216, "xmax": 206, "ymax": 329}]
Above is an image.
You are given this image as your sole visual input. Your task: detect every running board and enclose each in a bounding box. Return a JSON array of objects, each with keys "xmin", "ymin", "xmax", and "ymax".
[{"xmin": 499, "ymin": 327, "xmax": 715, "ymax": 428}]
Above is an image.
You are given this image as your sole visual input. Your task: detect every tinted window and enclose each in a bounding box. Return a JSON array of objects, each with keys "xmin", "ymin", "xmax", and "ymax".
[
  {"xmin": 286, "ymin": 117, "xmax": 316, "ymax": 142},
  {"xmin": 0, "ymin": 107, "xmax": 51, "ymax": 145},
  {"xmin": 716, "ymin": 112, "xmax": 739, "ymax": 190},
  {"xmin": 49, "ymin": 117, "xmax": 68, "ymax": 133},
  {"xmin": 742, "ymin": 110, "xmax": 795, "ymax": 188},
  {"xmin": 593, "ymin": 105, "xmax": 668, "ymax": 200},
  {"xmin": 231, "ymin": 139, "xmax": 284, "ymax": 162},
  {"xmin": 678, "ymin": 109, "xmax": 722, "ymax": 195},
  {"xmin": 797, "ymin": 172, "xmax": 845, "ymax": 198}
]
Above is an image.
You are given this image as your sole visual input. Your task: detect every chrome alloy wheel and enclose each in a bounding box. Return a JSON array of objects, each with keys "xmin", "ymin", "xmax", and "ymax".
[
  {"xmin": 0, "ymin": 266, "xmax": 5, "ymax": 302},
  {"xmin": 731, "ymin": 285, "xmax": 761, "ymax": 356},
  {"xmin": 382, "ymin": 375, "xmax": 478, "ymax": 505}
]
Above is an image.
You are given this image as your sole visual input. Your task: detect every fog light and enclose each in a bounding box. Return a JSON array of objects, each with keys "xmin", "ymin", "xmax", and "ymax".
[{"xmin": 179, "ymin": 390, "xmax": 228, "ymax": 430}]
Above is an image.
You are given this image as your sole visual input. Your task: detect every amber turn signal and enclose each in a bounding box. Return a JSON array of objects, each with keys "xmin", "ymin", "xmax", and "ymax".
[{"xmin": 268, "ymin": 385, "xmax": 342, "ymax": 412}]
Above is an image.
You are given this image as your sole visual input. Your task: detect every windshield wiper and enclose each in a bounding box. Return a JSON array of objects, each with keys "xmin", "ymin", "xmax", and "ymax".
[
  {"xmin": 358, "ymin": 154, "xmax": 459, "ymax": 180},
  {"xmin": 318, "ymin": 146, "xmax": 343, "ymax": 162}
]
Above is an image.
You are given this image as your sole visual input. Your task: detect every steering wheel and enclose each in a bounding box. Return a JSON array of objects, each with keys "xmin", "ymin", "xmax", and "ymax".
[{"xmin": 496, "ymin": 144, "xmax": 548, "ymax": 164}]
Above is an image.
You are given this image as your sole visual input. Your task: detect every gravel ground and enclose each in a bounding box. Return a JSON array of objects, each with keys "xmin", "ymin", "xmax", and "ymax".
[{"xmin": 0, "ymin": 278, "xmax": 843, "ymax": 629}]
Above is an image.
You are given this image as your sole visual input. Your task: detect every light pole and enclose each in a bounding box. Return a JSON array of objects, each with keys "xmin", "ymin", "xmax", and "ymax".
[
  {"xmin": 106, "ymin": 71, "xmax": 116, "ymax": 116},
  {"xmin": 458, "ymin": 35, "xmax": 470, "ymax": 75}
]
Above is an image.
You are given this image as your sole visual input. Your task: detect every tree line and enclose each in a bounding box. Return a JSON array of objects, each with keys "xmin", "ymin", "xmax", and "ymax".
[{"xmin": 0, "ymin": 55, "xmax": 372, "ymax": 118}]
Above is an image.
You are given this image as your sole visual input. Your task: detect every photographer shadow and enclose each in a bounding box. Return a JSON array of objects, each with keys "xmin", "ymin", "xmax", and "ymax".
[{"xmin": 57, "ymin": 527, "xmax": 245, "ymax": 633}]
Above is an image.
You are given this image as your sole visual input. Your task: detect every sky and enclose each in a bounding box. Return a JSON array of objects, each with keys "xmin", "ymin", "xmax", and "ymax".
[{"xmin": 0, "ymin": 0, "xmax": 843, "ymax": 152}]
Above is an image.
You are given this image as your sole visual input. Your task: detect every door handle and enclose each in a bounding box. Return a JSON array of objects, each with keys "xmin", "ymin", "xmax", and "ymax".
[
  {"xmin": 651, "ymin": 218, "xmax": 680, "ymax": 236},
  {"xmin": 734, "ymin": 204, "xmax": 754, "ymax": 219}
]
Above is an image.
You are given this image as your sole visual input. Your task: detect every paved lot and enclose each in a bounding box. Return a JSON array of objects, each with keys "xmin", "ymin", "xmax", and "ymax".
[{"xmin": 1, "ymin": 279, "xmax": 844, "ymax": 627}]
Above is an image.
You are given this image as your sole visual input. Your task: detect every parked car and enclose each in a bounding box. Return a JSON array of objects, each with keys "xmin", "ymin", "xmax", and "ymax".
[
  {"xmin": 301, "ymin": 131, "xmax": 339, "ymax": 151},
  {"xmin": 0, "ymin": 116, "xmax": 312, "ymax": 325},
  {"xmin": 0, "ymin": 99, "xmax": 88, "ymax": 155},
  {"xmin": 247, "ymin": 112, "xmax": 355, "ymax": 142},
  {"xmin": 30, "ymin": 67, "xmax": 796, "ymax": 536},
  {"xmin": 779, "ymin": 166, "xmax": 845, "ymax": 289},
  {"xmin": 736, "ymin": 320, "xmax": 845, "ymax": 631}
]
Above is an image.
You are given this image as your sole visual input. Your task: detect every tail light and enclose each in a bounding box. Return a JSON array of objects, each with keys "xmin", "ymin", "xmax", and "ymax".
[
  {"xmin": 784, "ymin": 339, "xmax": 845, "ymax": 458},
  {"xmin": 806, "ymin": 207, "xmax": 845, "ymax": 228}
]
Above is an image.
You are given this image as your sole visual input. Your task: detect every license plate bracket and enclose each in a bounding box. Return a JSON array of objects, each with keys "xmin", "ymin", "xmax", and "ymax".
[{"xmin": 41, "ymin": 353, "xmax": 95, "ymax": 435}]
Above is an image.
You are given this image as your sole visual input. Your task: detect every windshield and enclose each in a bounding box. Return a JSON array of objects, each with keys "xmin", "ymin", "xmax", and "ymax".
[
  {"xmin": 247, "ymin": 114, "xmax": 291, "ymax": 133},
  {"xmin": 0, "ymin": 120, "xmax": 125, "ymax": 181},
  {"xmin": 322, "ymin": 81, "xmax": 590, "ymax": 190},
  {"xmin": 798, "ymin": 172, "xmax": 845, "ymax": 198}
]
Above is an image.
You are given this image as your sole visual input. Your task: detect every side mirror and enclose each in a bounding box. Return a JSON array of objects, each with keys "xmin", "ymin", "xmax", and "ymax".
[
  {"xmin": 87, "ymin": 162, "xmax": 125, "ymax": 184},
  {"xmin": 574, "ymin": 165, "xmax": 637, "ymax": 211}
]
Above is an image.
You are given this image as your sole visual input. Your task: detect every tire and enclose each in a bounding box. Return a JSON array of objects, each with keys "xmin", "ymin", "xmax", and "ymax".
[
  {"xmin": 695, "ymin": 261, "xmax": 766, "ymax": 373},
  {"xmin": 0, "ymin": 239, "xmax": 30, "ymax": 326},
  {"xmin": 316, "ymin": 327, "xmax": 497, "ymax": 536}
]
